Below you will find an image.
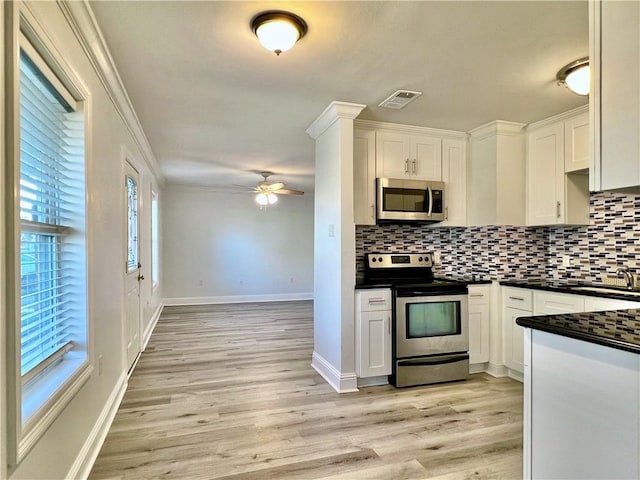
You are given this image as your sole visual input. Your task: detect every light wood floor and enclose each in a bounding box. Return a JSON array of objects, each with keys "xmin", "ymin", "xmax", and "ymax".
[{"xmin": 90, "ymin": 301, "xmax": 523, "ymax": 479}]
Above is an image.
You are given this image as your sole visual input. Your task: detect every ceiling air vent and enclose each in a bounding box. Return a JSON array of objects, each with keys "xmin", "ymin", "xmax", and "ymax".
[{"xmin": 378, "ymin": 90, "xmax": 423, "ymax": 109}]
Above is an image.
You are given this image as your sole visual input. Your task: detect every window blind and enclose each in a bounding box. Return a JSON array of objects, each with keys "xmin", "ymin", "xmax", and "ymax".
[{"xmin": 19, "ymin": 51, "xmax": 80, "ymax": 377}]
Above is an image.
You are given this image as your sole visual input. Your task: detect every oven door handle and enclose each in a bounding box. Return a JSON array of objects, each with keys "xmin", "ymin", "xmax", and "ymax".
[{"xmin": 398, "ymin": 354, "xmax": 469, "ymax": 367}]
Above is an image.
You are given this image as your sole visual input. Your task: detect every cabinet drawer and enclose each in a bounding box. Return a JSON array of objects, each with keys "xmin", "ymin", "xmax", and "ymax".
[
  {"xmin": 468, "ymin": 285, "xmax": 490, "ymax": 305},
  {"xmin": 503, "ymin": 287, "xmax": 533, "ymax": 310},
  {"xmin": 357, "ymin": 289, "xmax": 392, "ymax": 311}
]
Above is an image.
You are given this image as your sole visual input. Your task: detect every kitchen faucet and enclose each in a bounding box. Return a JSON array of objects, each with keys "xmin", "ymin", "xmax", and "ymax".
[{"xmin": 616, "ymin": 266, "xmax": 635, "ymax": 290}]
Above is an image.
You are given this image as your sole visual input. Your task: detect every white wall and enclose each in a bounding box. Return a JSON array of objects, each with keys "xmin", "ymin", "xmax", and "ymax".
[
  {"xmin": 307, "ymin": 102, "xmax": 365, "ymax": 393},
  {"xmin": 3, "ymin": 3, "xmax": 163, "ymax": 478},
  {"xmin": 162, "ymin": 185, "xmax": 314, "ymax": 304}
]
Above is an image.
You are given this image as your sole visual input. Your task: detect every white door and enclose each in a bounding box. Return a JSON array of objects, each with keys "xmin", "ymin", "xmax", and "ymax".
[{"xmin": 125, "ymin": 161, "xmax": 142, "ymax": 371}]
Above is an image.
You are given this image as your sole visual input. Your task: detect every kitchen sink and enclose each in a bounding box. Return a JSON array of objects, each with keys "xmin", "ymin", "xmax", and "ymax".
[{"xmin": 569, "ymin": 286, "xmax": 640, "ymax": 297}]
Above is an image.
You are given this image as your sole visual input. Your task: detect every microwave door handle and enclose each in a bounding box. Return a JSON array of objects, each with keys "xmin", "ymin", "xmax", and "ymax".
[{"xmin": 427, "ymin": 186, "xmax": 433, "ymax": 217}]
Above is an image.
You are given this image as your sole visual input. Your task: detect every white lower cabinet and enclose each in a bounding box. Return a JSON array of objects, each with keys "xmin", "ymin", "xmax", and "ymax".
[
  {"xmin": 502, "ymin": 287, "xmax": 533, "ymax": 376},
  {"xmin": 355, "ymin": 289, "xmax": 392, "ymax": 378},
  {"xmin": 533, "ymin": 291, "xmax": 585, "ymax": 315},
  {"xmin": 468, "ymin": 285, "xmax": 490, "ymax": 367}
]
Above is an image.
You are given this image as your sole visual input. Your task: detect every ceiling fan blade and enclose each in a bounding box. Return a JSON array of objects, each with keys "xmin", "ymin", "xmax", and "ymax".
[
  {"xmin": 268, "ymin": 182, "xmax": 285, "ymax": 191},
  {"xmin": 232, "ymin": 184, "xmax": 259, "ymax": 191},
  {"xmin": 274, "ymin": 188, "xmax": 304, "ymax": 195}
]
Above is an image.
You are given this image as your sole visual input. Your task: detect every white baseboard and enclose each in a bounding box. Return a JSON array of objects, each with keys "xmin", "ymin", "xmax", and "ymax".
[
  {"xmin": 357, "ymin": 375, "xmax": 389, "ymax": 388},
  {"xmin": 142, "ymin": 302, "xmax": 163, "ymax": 351},
  {"xmin": 311, "ymin": 351, "xmax": 358, "ymax": 393},
  {"xmin": 469, "ymin": 362, "xmax": 489, "ymax": 374},
  {"xmin": 507, "ymin": 369, "xmax": 524, "ymax": 383},
  {"xmin": 486, "ymin": 362, "xmax": 509, "ymax": 378},
  {"xmin": 66, "ymin": 372, "xmax": 127, "ymax": 480},
  {"xmin": 163, "ymin": 292, "xmax": 313, "ymax": 306}
]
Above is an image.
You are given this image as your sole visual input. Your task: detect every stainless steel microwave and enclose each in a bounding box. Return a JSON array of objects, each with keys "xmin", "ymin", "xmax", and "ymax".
[{"xmin": 376, "ymin": 178, "xmax": 445, "ymax": 223}]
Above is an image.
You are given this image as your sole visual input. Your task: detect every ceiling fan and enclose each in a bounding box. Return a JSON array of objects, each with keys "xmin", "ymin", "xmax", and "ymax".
[{"xmin": 237, "ymin": 172, "xmax": 304, "ymax": 206}]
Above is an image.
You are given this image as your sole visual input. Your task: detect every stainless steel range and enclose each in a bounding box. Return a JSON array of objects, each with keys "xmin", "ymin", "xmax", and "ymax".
[{"xmin": 364, "ymin": 252, "xmax": 469, "ymax": 387}]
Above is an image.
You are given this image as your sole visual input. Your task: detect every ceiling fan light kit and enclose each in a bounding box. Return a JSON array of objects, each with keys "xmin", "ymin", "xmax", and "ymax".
[
  {"xmin": 251, "ymin": 10, "xmax": 308, "ymax": 56},
  {"xmin": 556, "ymin": 57, "xmax": 589, "ymax": 96}
]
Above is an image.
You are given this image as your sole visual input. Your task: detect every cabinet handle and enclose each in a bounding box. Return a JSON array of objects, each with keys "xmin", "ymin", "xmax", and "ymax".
[
  {"xmin": 388, "ymin": 316, "xmax": 391, "ymax": 334},
  {"xmin": 445, "ymin": 206, "xmax": 449, "ymax": 220},
  {"xmin": 509, "ymin": 296, "xmax": 525, "ymax": 301},
  {"xmin": 469, "ymin": 293, "xmax": 484, "ymax": 298},
  {"xmin": 370, "ymin": 204, "xmax": 374, "ymax": 219},
  {"xmin": 557, "ymin": 201, "xmax": 561, "ymax": 218},
  {"xmin": 404, "ymin": 159, "xmax": 410, "ymax": 175},
  {"xmin": 412, "ymin": 159, "xmax": 417, "ymax": 174},
  {"xmin": 368, "ymin": 298, "xmax": 387, "ymax": 304}
]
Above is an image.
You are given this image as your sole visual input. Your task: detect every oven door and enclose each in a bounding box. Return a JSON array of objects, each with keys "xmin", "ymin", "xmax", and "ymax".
[{"xmin": 395, "ymin": 294, "xmax": 469, "ymax": 358}]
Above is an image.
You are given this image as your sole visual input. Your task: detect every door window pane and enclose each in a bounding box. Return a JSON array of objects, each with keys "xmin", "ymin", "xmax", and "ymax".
[{"xmin": 126, "ymin": 175, "xmax": 138, "ymax": 272}]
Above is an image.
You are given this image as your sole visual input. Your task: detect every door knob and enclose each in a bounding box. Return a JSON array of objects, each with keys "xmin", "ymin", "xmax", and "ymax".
[{"xmin": 138, "ymin": 274, "xmax": 145, "ymax": 281}]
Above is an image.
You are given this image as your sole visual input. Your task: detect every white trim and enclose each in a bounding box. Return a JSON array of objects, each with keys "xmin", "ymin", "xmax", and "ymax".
[
  {"xmin": 507, "ymin": 369, "xmax": 524, "ymax": 383},
  {"xmin": 485, "ymin": 362, "xmax": 509, "ymax": 378},
  {"xmin": 355, "ymin": 119, "xmax": 467, "ymax": 140},
  {"xmin": 66, "ymin": 372, "xmax": 127, "ymax": 480},
  {"xmin": 311, "ymin": 351, "xmax": 359, "ymax": 393},
  {"xmin": 306, "ymin": 101, "xmax": 366, "ymax": 140},
  {"xmin": 526, "ymin": 104, "xmax": 589, "ymax": 132},
  {"xmin": 0, "ymin": 0, "xmax": 7, "ymax": 475},
  {"xmin": 18, "ymin": 364, "xmax": 94, "ymax": 462},
  {"xmin": 163, "ymin": 293, "xmax": 313, "ymax": 306},
  {"xmin": 56, "ymin": 1, "xmax": 164, "ymax": 187},
  {"xmin": 469, "ymin": 362, "xmax": 489, "ymax": 374},
  {"xmin": 142, "ymin": 303, "xmax": 163, "ymax": 351},
  {"xmin": 356, "ymin": 376, "xmax": 389, "ymax": 388},
  {"xmin": 468, "ymin": 120, "xmax": 527, "ymax": 140}
]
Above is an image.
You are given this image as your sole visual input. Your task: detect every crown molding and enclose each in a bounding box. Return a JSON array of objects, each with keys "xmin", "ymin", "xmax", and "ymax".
[
  {"xmin": 526, "ymin": 104, "xmax": 588, "ymax": 132},
  {"xmin": 56, "ymin": 1, "xmax": 165, "ymax": 187},
  {"xmin": 355, "ymin": 119, "xmax": 467, "ymax": 140},
  {"xmin": 306, "ymin": 101, "xmax": 366, "ymax": 140},
  {"xmin": 468, "ymin": 120, "xmax": 527, "ymax": 141}
]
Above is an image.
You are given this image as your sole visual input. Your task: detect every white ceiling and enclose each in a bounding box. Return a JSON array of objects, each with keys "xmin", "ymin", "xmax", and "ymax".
[{"xmin": 89, "ymin": 1, "xmax": 588, "ymax": 193}]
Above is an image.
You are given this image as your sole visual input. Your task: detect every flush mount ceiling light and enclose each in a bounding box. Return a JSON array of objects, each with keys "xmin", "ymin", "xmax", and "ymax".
[
  {"xmin": 251, "ymin": 10, "xmax": 308, "ymax": 56},
  {"xmin": 556, "ymin": 57, "xmax": 590, "ymax": 96}
]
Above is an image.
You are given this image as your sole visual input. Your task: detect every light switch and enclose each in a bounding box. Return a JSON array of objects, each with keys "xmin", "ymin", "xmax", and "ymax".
[{"xmin": 328, "ymin": 224, "xmax": 335, "ymax": 237}]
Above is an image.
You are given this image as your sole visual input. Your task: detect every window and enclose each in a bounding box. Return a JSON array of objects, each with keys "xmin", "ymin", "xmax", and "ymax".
[
  {"xmin": 151, "ymin": 191, "xmax": 159, "ymax": 288},
  {"xmin": 126, "ymin": 175, "xmax": 138, "ymax": 273},
  {"xmin": 17, "ymin": 35, "xmax": 88, "ymax": 434}
]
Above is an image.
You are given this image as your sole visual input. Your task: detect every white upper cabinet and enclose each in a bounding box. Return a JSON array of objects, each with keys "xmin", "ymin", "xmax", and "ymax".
[
  {"xmin": 564, "ymin": 111, "xmax": 589, "ymax": 173},
  {"xmin": 590, "ymin": 0, "xmax": 640, "ymax": 192},
  {"xmin": 375, "ymin": 130, "xmax": 442, "ymax": 181},
  {"xmin": 353, "ymin": 127, "xmax": 376, "ymax": 225},
  {"xmin": 439, "ymin": 138, "xmax": 467, "ymax": 227},
  {"xmin": 467, "ymin": 121, "xmax": 526, "ymax": 226},
  {"xmin": 526, "ymin": 107, "xmax": 590, "ymax": 226}
]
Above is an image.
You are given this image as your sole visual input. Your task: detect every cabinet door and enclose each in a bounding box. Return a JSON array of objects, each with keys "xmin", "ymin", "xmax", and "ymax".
[
  {"xmin": 357, "ymin": 310, "xmax": 391, "ymax": 377},
  {"xmin": 564, "ymin": 111, "xmax": 589, "ymax": 172},
  {"xmin": 583, "ymin": 296, "xmax": 640, "ymax": 312},
  {"xmin": 375, "ymin": 131, "xmax": 411, "ymax": 179},
  {"xmin": 468, "ymin": 286, "xmax": 490, "ymax": 364},
  {"xmin": 527, "ymin": 122, "xmax": 564, "ymax": 226},
  {"xmin": 503, "ymin": 306, "xmax": 527, "ymax": 374},
  {"xmin": 439, "ymin": 138, "xmax": 466, "ymax": 227},
  {"xmin": 411, "ymin": 134, "xmax": 442, "ymax": 181},
  {"xmin": 597, "ymin": 0, "xmax": 640, "ymax": 190},
  {"xmin": 354, "ymin": 128, "xmax": 376, "ymax": 225}
]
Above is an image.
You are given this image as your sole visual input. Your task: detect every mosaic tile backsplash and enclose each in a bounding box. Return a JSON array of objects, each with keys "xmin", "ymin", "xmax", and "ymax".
[{"xmin": 356, "ymin": 191, "xmax": 640, "ymax": 284}]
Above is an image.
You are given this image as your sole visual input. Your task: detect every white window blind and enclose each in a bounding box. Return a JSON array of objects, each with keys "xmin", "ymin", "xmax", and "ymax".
[{"xmin": 19, "ymin": 50, "xmax": 83, "ymax": 379}]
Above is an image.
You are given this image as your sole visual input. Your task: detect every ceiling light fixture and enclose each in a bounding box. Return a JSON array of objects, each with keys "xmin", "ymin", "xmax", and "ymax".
[
  {"xmin": 556, "ymin": 57, "xmax": 590, "ymax": 96},
  {"xmin": 251, "ymin": 10, "xmax": 308, "ymax": 56},
  {"xmin": 255, "ymin": 192, "xmax": 278, "ymax": 206}
]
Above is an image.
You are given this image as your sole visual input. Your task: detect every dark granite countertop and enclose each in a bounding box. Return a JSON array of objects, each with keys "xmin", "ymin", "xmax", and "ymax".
[
  {"xmin": 516, "ymin": 309, "xmax": 640, "ymax": 355},
  {"xmin": 501, "ymin": 279, "xmax": 640, "ymax": 302}
]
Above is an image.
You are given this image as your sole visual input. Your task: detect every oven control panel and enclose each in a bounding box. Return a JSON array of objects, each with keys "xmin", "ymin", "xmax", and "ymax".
[{"xmin": 366, "ymin": 253, "xmax": 434, "ymax": 269}]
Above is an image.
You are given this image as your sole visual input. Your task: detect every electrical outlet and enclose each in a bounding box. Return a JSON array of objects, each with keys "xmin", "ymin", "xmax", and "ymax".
[
  {"xmin": 198, "ymin": 279, "xmax": 203, "ymax": 287},
  {"xmin": 433, "ymin": 251, "xmax": 441, "ymax": 263},
  {"xmin": 562, "ymin": 255, "xmax": 572, "ymax": 267}
]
